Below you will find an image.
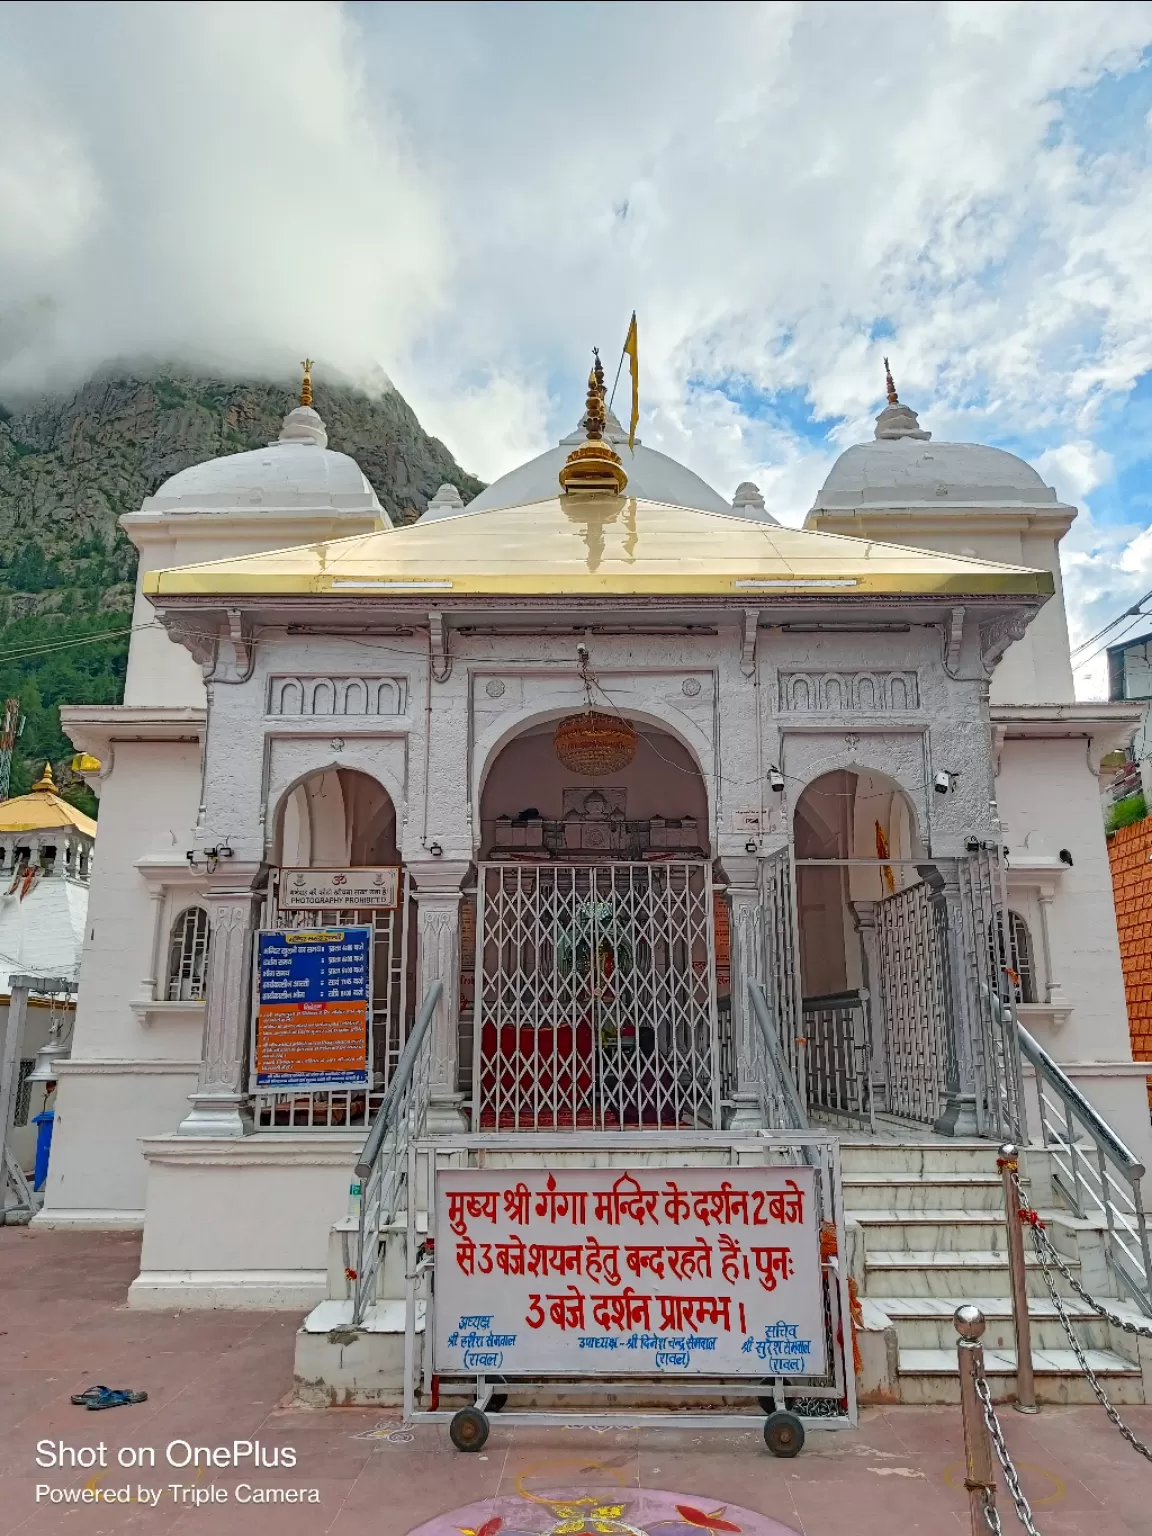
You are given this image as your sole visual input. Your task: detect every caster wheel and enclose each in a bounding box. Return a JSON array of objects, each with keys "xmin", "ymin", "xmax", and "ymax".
[
  {"xmin": 763, "ymin": 1410, "xmax": 805, "ymax": 1459},
  {"xmin": 450, "ymin": 1406, "xmax": 490, "ymax": 1452}
]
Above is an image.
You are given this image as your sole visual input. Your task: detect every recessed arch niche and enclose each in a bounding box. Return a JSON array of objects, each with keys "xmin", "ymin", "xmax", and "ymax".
[
  {"xmin": 793, "ymin": 767, "xmax": 923, "ymax": 999},
  {"xmin": 275, "ymin": 767, "xmax": 399, "ymax": 868}
]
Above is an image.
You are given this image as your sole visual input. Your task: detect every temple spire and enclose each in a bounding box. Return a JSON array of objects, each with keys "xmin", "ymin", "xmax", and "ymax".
[
  {"xmin": 558, "ymin": 347, "xmax": 628, "ymax": 494},
  {"xmin": 300, "ymin": 358, "xmax": 315, "ymax": 408},
  {"xmin": 874, "ymin": 356, "xmax": 930, "ymax": 442},
  {"xmin": 884, "ymin": 356, "xmax": 899, "ymax": 405}
]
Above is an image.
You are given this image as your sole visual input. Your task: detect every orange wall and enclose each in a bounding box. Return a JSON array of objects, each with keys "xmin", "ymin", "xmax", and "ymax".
[{"xmin": 1108, "ymin": 817, "xmax": 1152, "ymax": 1106}]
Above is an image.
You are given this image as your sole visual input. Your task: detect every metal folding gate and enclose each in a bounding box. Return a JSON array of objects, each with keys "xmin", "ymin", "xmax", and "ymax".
[
  {"xmin": 755, "ymin": 845, "xmax": 1024, "ymax": 1140},
  {"xmin": 473, "ymin": 861, "xmax": 719, "ymax": 1130}
]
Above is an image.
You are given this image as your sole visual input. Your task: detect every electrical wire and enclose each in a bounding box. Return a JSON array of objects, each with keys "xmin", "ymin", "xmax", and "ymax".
[
  {"xmin": 1070, "ymin": 587, "xmax": 1152, "ymax": 659},
  {"xmin": 1073, "ymin": 610, "xmax": 1152, "ymax": 673}
]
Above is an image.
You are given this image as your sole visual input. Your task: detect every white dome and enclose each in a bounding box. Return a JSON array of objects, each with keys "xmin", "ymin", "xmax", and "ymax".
[
  {"xmin": 427, "ymin": 409, "xmax": 737, "ymax": 521},
  {"xmin": 143, "ymin": 405, "xmax": 388, "ymax": 520},
  {"xmin": 813, "ymin": 439, "xmax": 1062, "ymax": 512}
]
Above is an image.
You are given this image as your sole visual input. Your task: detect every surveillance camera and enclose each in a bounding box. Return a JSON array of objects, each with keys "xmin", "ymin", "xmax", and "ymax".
[
  {"xmin": 933, "ymin": 771, "xmax": 953, "ymax": 794},
  {"xmin": 768, "ymin": 767, "xmax": 785, "ymax": 793},
  {"xmin": 964, "ymin": 835, "xmax": 980, "ymax": 853},
  {"xmin": 576, "ymin": 643, "xmax": 590, "ymax": 662}
]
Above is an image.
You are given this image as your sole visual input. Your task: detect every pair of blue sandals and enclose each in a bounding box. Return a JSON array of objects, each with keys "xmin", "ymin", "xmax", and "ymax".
[{"xmin": 70, "ymin": 1386, "xmax": 148, "ymax": 1411}]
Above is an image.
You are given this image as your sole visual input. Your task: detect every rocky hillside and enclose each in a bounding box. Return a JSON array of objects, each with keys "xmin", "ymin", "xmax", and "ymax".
[{"xmin": 0, "ymin": 367, "xmax": 483, "ymax": 801}]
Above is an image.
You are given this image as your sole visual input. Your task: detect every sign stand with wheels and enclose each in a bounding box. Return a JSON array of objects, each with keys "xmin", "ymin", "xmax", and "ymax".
[{"xmin": 400, "ymin": 1131, "xmax": 855, "ymax": 1457}]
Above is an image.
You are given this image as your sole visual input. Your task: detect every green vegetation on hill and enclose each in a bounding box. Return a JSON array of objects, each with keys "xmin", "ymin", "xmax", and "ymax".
[{"xmin": 0, "ymin": 367, "xmax": 482, "ymax": 804}]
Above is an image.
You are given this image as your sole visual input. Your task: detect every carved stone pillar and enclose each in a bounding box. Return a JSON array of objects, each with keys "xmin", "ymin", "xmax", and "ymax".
[
  {"xmin": 919, "ymin": 864, "xmax": 979, "ymax": 1137},
  {"xmin": 723, "ymin": 854, "xmax": 766, "ymax": 1130},
  {"xmin": 411, "ymin": 860, "xmax": 471, "ymax": 1133},
  {"xmin": 178, "ymin": 869, "xmax": 263, "ymax": 1137},
  {"xmin": 852, "ymin": 900, "xmax": 887, "ymax": 1111}
]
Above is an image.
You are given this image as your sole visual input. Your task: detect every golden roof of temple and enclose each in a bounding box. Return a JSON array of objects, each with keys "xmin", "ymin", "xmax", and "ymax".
[
  {"xmin": 142, "ymin": 494, "xmax": 1054, "ymax": 599},
  {"xmin": 0, "ymin": 762, "xmax": 97, "ymax": 836}
]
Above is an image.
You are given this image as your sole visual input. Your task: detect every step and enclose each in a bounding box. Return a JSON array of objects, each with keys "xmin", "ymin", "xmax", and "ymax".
[
  {"xmin": 864, "ymin": 1249, "xmax": 1079, "ymax": 1299},
  {"xmin": 840, "ymin": 1142, "xmax": 1004, "ymax": 1176},
  {"xmin": 843, "ymin": 1174, "xmax": 1010, "ymax": 1212},
  {"xmin": 851, "ymin": 1210, "xmax": 1011, "ymax": 1251},
  {"xmin": 896, "ymin": 1346, "xmax": 1144, "ymax": 1405},
  {"xmin": 878, "ymin": 1295, "xmax": 1113, "ymax": 1353}
]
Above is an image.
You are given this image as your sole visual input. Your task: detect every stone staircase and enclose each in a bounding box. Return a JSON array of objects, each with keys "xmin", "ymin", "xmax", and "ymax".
[{"xmin": 843, "ymin": 1138, "xmax": 1152, "ymax": 1405}]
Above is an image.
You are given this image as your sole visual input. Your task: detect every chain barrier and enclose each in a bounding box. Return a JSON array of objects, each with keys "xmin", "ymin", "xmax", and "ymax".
[
  {"xmin": 1007, "ymin": 1168, "xmax": 1152, "ymax": 1464},
  {"xmin": 973, "ymin": 1372, "xmax": 1040, "ymax": 1535},
  {"xmin": 1014, "ymin": 1178, "xmax": 1152, "ymax": 1339}
]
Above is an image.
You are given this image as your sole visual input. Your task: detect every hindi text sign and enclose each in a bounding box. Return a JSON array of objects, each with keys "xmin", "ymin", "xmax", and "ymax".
[
  {"xmin": 433, "ymin": 1166, "xmax": 824, "ymax": 1377},
  {"xmin": 278, "ymin": 867, "xmax": 400, "ymax": 910},
  {"xmin": 254, "ymin": 928, "xmax": 372, "ymax": 1089}
]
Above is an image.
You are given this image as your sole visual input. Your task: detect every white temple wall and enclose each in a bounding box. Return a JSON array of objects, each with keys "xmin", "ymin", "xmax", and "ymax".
[
  {"xmin": 763, "ymin": 622, "xmax": 995, "ymax": 855},
  {"xmin": 996, "ymin": 734, "xmax": 1150, "ymax": 1167},
  {"xmin": 37, "ymin": 739, "xmax": 205, "ymax": 1225},
  {"xmin": 192, "ymin": 616, "xmax": 1007, "ymax": 874}
]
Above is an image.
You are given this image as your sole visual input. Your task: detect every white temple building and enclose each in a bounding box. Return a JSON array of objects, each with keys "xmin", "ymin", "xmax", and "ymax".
[{"xmin": 39, "ymin": 358, "xmax": 1151, "ymax": 1406}]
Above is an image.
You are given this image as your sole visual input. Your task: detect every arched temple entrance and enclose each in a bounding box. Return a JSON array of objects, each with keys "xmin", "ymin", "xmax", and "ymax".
[
  {"xmin": 261, "ymin": 767, "xmax": 411, "ymax": 1128},
  {"xmin": 779, "ymin": 768, "xmax": 1022, "ymax": 1137},
  {"xmin": 469, "ymin": 718, "xmax": 719, "ymax": 1130},
  {"xmin": 790, "ymin": 767, "xmax": 940, "ymax": 1129}
]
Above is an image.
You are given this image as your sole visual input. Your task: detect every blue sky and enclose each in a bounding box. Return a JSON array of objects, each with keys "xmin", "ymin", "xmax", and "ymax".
[{"xmin": 5, "ymin": 2, "xmax": 1152, "ymax": 693}]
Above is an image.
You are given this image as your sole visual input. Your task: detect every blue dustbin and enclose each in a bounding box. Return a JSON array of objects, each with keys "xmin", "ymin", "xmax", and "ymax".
[{"xmin": 32, "ymin": 1110, "xmax": 54, "ymax": 1192}]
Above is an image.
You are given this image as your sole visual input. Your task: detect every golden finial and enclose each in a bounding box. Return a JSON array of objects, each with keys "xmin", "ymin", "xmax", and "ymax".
[
  {"xmin": 299, "ymin": 358, "xmax": 314, "ymax": 408},
  {"xmin": 585, "ymin": 348, "xmax": 607, "ymax": 440},
  {"xmin": 883, "ymin": 356, "xmax": 899, "ymax": 405},
  {"xmin": 32, "ymin": 761, "xmax": 55, "ymax": 792},
  {"xmin": 559, "ymin": 347, "xmax": 628, "ymax": 495}
]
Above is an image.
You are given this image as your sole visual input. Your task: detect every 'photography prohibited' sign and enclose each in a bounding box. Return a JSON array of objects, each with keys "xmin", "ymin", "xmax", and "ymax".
[
  {"xmin": 433, "ymin": 1165, "xmax": 825, "ymax": 1377},
  {"xmin": 254, "ymin": 928, "xmax": 372, "ymax": 1089}
]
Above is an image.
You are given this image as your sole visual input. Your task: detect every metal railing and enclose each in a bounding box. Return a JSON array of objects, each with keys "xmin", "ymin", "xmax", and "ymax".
[
  {"xmin": 747, "ymin": 978, "xmax": 809, "ymax": 1133},
  {"xmin": 1018, "ymin": 1020, "xmax": 1152, "ymax": 1315},
  {"xmin": 802, "ymin": 989, "xmax": 874, "ymax": 1130},
  {"xmin": 351, "ymin": 980, "xmax": 441, "ymax": 1325}
]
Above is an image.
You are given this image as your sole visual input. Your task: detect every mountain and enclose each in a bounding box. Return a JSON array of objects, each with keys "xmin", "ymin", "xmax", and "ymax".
[{"xmin": 0, "ymin": 368, "xmax": 483, "ymax": 804}]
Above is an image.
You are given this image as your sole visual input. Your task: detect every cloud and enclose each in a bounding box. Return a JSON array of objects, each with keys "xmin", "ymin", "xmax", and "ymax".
[
  {"xmin": 0, "ymin": 2, "xmax": 442, "ymax": 389},
  {"xmin": 5, "ymin": 1, "xmax": 1152, "ymax": 695}
]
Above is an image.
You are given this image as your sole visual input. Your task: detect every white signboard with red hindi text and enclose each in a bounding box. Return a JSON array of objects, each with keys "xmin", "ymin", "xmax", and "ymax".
[{"xmin": 433, "ymin": 1165, "xmax": 825, "ymax": 1378}]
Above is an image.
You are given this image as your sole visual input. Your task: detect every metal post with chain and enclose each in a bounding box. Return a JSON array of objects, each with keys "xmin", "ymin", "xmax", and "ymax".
[
  {"xmin": 954, "ymin": 1305, "xmax": 1004, "ymax": 1535},
  {"xmin": 955, "ymin": 1303, "xmax": 1047, "ymax": 1534},
  {"xmin": 997, "ymin": 1144, "xmax": 1038, "ymax": 1413},
  {"xmin": 1006, "ymin": 1164, "xmax": 1152, "ymax": 1463}
]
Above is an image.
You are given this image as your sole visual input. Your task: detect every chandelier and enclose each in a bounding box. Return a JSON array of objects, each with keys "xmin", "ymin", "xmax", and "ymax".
[
  {"xmin": 553, "ymin": 709, "xmax": 638, "ymax": 776},
  {"xmin": 553, "ymin": 642, "xmax": 638, "ymax": 776}
]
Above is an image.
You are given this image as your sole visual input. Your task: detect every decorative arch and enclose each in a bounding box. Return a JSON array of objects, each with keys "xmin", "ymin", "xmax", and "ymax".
[
  {"xmin": 792, "ymin": 766, "xmax": 924, "ymax": 1001},
  {"xmin": 472, "ymin": 699, "xmax": 715, "ymax": 851},
  {"xmin": 272, "ymin": 765, "xmax": 400, "ymax": 868}
]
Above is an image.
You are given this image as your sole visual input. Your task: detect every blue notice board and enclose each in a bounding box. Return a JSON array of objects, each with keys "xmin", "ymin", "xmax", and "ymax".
[{"xmin": 255, "ymin": 928, "xmax": 372, "ymax": 1088}]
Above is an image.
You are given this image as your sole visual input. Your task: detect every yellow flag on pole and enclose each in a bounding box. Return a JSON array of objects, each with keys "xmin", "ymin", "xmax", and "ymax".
[{"xmin": 623, "ymin": 312, "xmax": 639, "ymax": 451}]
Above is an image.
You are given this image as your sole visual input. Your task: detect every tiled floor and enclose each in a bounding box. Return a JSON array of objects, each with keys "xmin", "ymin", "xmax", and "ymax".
[{"xmin": 2, "ymin": 1227, "xmax": 1150, "ymax": 1534}]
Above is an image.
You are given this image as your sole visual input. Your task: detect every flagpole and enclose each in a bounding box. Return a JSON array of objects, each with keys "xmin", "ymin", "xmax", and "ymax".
[{"xmin": 607, "ymin": 335, "xmax": 628, "ymax": 412}]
